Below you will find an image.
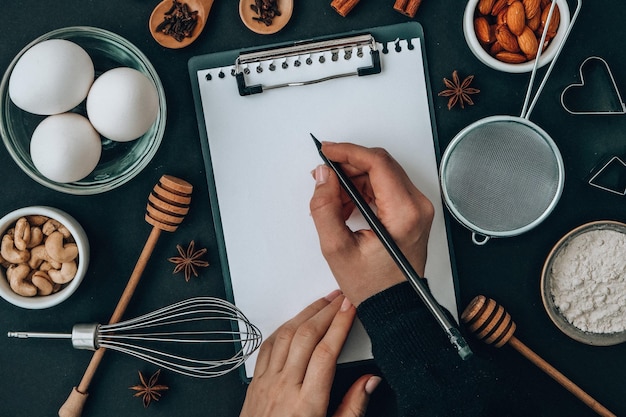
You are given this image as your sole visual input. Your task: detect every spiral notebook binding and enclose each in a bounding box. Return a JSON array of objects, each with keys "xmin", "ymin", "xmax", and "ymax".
[{"xmin": 234, "ymin": 34, "xmax": 381, "ymax": 96}]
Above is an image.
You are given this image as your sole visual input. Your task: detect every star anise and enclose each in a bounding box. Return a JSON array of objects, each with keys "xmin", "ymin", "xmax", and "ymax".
[
  {"xmin": 438, "ymin": 70, "xmax": 480, "ymax": 110},
  {"xmin": 129, "ymin": 369, "xmax": 169, "ymax": 408},
  {"xmin": 168, "ymin": 240, "xmax": 209, "ymax": 282}
]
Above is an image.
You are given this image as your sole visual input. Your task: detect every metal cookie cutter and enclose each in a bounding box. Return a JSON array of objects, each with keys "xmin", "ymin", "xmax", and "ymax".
[
  {"xmin": 561, "ymin": 56, "xmax": 626, "ymax": 115},
  {"xmin": 588, "ymin": 156, "xmax": 626, "ymax": 195}
]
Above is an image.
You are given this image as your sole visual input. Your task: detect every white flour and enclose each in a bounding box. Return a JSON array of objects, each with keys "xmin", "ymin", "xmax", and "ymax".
[{"xmin": 549, "ymin": 228, "xmax": 626, "ymax": 334}]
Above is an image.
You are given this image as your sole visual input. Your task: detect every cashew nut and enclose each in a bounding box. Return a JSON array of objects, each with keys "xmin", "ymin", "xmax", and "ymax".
[
  {"xmin": 27, "ymin": 227, "xmax": 44, "ymax": 249},
  {"xmin": 42, "ymin": 219, "xmax": 71, "ymax": 239},
  {"xmin": 28, "ymin": 245, "xmax": 61, "ymax": 270},
  {"xmin": 6, "ymin": 263, "xmax": 36, "ymax": 297},
  {"xmin": 0, "ymin": 252, "xmax": 9, "ymax": 269},
  {"xmin": 25, "ymin": 215, "xmax": 49, "ymax": 227},
  {"xmin": 13, "ymin": 218, "xmax": 31, "ymax": 251},
  {"xmin": 48, "ymin": 261, "xmax": 77, "ymax": 284},
  {"xmin": 44, "ymin": 231, "xmax": 78, "ymax": 263},
  {"xmin": 31, "ymin": 270, "xmax": 54, "ymax": 296},
  {"xmin": 1, "ymin": 234, "xmax": 30, "ymax": 264},
  {"xmin": 39, "ymin": 261, "xmax": 54, "ymax": 272}
]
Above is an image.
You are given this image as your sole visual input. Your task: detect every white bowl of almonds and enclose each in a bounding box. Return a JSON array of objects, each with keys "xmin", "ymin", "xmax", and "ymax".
[
  {"xmin": 464, "ymin": 0, "xmax": 570, "ymax": 73},
  {"xmin": 0, "ymin": 206, "xmax": 89, "ymax": 309}
]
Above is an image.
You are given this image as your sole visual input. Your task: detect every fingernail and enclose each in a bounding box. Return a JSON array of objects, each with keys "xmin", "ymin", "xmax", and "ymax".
[
  {"xmin": 365, "ymin": 376, "xmax": 382, "ymax": 395},
  {"xmin": 325, "ymin": 289, "xmax": 342, "ymax": 301},
  {"xmin": 314, "ymin": 164, "xmax": 329, "ymax": 185},
  {"xmin": 340, "ymin": 296, "xmax": 353, "ymax": 312}
]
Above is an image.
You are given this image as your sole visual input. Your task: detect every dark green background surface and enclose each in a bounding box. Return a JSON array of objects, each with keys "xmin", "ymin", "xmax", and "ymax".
[{"xmin": 1, "ymin": 1, "xmax": 625, "ymax": 416}]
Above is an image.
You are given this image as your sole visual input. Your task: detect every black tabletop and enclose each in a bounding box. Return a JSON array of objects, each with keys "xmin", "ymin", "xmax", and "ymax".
[{"xmin": 1, "ymin": 1, "xmax": 625, "ymax": 416}]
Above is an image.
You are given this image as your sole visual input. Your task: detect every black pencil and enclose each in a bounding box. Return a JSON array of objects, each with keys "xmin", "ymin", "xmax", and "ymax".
[{"xmin": 311, "ymin": 133, "xmax": 472, "ymax": 360}]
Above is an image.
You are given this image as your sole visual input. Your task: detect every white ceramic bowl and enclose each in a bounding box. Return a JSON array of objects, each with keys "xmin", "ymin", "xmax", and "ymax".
[
  {"xmin": 463, "ymin": 0, "xmax": 571, "ymax": 73},
  {"xmin": 0, "ymin": 206, "xmax": 89, "ymax": 309}
]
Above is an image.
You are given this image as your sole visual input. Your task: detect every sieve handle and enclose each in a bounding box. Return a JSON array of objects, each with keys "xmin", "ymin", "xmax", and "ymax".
[
  {"xmin": 471, "ymin": 233, "xmax": 490, "ymax": 246},
  {"xmin": 521, "ymin": 0, "xmax": 583, "ymax": 119}
]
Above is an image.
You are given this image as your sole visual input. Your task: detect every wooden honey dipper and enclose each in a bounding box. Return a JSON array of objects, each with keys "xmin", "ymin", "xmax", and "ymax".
[
  {"xmin": 59, "ymin": 175, "xmax": 193, "ymax": 417},
  {"xmin": 461, "ymin": 295, "xmax": 616, "ymax": 417}
]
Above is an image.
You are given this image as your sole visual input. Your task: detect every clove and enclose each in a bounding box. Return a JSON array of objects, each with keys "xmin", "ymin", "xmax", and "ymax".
[
  {"xmin": 250, "ymin": 0, "xmax": 281, "ymax": 26},
  {"xmin": 156, "ymin": 0, "xmax": 199, "ymax": 42}
]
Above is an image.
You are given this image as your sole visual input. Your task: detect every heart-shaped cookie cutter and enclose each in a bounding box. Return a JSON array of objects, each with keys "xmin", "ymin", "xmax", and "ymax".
[{"xmin": 561, "ymin": 56, "xmax": 626, "ymax": 115}]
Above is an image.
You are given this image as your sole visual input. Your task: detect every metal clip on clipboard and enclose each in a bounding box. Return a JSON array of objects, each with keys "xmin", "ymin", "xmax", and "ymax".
[{"xmin": 235, "ymin": 34, "xmax": 381, "ymax": 96}]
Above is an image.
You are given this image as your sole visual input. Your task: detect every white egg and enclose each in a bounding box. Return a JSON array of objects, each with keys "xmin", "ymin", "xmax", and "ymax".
[
  {"xmin": 9, "ymin": 39, "xmax": 94, "ymax": 115},
  {"xmin": 30, "ymin": 113, "xmax": 102, "ymax": 183},
  {"xmin": 86, "ymin": 67, "xmax": 159, "ymax": 142}
]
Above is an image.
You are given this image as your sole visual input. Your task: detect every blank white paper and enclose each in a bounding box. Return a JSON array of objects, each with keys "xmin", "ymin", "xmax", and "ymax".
[{"xmin": 196, "ymin": 39, "xmax": 457, "ymax": 378}]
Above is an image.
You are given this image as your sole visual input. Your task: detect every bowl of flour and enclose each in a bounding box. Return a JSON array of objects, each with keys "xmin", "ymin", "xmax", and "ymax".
[{"xmin": 541, "ymin": 221, "xmax": 626, "ymax": 346}]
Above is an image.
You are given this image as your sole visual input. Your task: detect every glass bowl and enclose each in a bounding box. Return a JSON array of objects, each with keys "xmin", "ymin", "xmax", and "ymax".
[
  {"xmin": 541, "ymin": 221, "xmax": 626, "ymax": 346},
  {"xmin": 0, "ymin": 206, "xmax": 89, "ymax": 309},
  {"xmin": 0, "ymin": 26, "xmax": 166, "ymax": 195}
]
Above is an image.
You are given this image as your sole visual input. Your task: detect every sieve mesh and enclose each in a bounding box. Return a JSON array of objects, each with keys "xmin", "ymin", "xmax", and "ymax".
[{"xmin": 441, "ymin": 119, "xmax": 562, "ymax": 235}]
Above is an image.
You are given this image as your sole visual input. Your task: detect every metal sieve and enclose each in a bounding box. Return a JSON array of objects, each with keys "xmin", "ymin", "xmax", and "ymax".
[
  {"xmin": 440, "ymin": 116, "xmax": 564, "ymax": 244},
  {"xmin": 440, "ymin": 0, "xmax": 581, "ymax": 245}
]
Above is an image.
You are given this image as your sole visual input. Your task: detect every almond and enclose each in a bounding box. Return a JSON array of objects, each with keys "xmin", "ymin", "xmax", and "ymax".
[
  {"xmin": 541, "ymin": 4, "xmax": 560, "ymax": 37},
  {"xmin": 491, "ymin": 0, "xmax": 508, "ymax": 16},
  {"xmin": 495, "ymin": 25, "xmax": 520, "ymax": 52},
  {"xmin": 517, "ymin": 26, "xmax": 539, "ymax": 58},
  {"xmin": 494, "ymin": 9, "xmax": 506, "ymax": 26},
  {"xmin": 506, "ymin": 1, "xmax": 526, "ymax": 36},
  {"xmin": 523, "ymin": 0, "xmax": 541, "ymax": 19},
  {"xmin": 489, "ymin": 41, "xmax": 504, "ymax": 55},
  {"xmin": 527, "ymin": 10, "xmax": 541, "ymax": 31},
  {"xmin": 496, "ymin": 51, "xmax": 527, "ymax": 63},
  {"xmin": 474, "ymin": 17, "xmax": 494, "ymax": 43},
  {"xmin": 494, "ymin": 10, "xmax": 507, "ymax": 26},
  {"xmin": 478, "ymin": 0, "xmax": 496, "ymax": 15}
]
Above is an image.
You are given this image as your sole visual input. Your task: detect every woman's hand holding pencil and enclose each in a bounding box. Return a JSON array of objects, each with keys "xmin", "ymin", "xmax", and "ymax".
[{"xmin": 309, "ymin": 141, "xmax": 434, "ymax": 307}]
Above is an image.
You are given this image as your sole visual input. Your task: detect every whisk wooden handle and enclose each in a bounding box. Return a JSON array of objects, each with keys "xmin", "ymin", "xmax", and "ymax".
[
  {"xmin": 461, "ymin": 295, "xmax": 616, "ymax": 417},
  {"xmin": 58, "ymin": 175, "xmax": 192, "ymax": 417}
]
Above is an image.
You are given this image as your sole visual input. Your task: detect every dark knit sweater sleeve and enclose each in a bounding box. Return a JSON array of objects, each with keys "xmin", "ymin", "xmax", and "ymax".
[{"xmin": 356, "ymin": 281, "xmax": 527, "ymax": 417}]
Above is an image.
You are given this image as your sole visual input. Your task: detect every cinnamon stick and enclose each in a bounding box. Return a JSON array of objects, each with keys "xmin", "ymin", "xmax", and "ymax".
[
  {"xmin": 331, "ymin": 0, "xmax": 360, "ymax": 17},
  {"xmin": 394, "ymin": 0, "xmax": 422, "ymax": 18}
]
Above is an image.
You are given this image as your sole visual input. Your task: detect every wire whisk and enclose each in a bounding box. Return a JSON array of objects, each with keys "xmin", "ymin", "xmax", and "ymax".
[{"xmin": 8, "ymin": 297, "xmax": 263, "ymax": 378}]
